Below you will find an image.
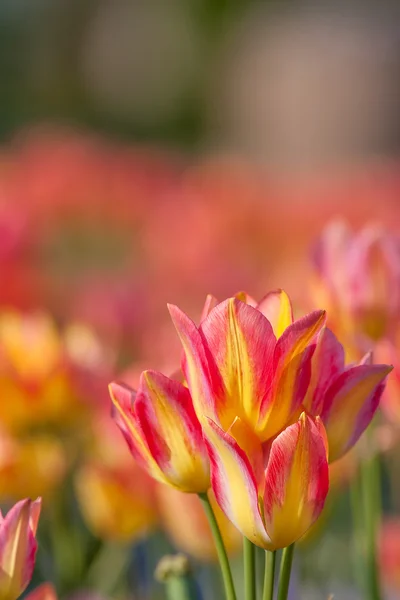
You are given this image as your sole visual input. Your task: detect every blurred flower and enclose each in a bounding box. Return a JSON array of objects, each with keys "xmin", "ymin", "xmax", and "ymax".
[
  {"xmin": 303, "ymin": 327, "xmax": 392, "ymax": 461},
  {"xmin": 0, "ymin": 310, "xmax": 112, "ymax": 501},
  {"xmin": 169, "ymin": 292, "xmax": 325, "ymax": 441},
  {"xmin": 110, "ymin": 371, "xmax": 210, "ymax": 493},
  {"xmin": 0, "ymin": 430, "xmax": 65, "ymax": 501},
  {"xmin": 0, "ymin": 498, "xmax": 41, "ymax": 600},
  {"xmin": 75, "ymin": 415, "xmax": 158, "ymax": 542},
  {"xmin": 311, "ymin": 220, "xmax": 400, "ymax": 347},
  {"xmin": 156, "ymin": 486, "xmax": 241, "ymax": 562},
  {"xmin": 75, "ymin": 463, "xmax": 157, "ymax": 542},
  {"xmin": 0, "ymin": 311, "xmax": 101, "ymax": 434},
  {"xmin": 379, "ymin": 517, "xmax": 400, "ymax": 592},
  {"xmin": 375, "ymin": 338, "xmax": 400, "ymax": 428},
  {"xmin": 205, "ymin": 413, "xmax": 329, "ymax": 550},
  {"xmin": 25, "ymin": 583, "xmax": 57, "ymax": 600}
]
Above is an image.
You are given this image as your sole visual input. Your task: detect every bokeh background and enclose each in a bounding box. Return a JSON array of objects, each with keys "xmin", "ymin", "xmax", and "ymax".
[{"xmin": 2, "ymin": 1, "xmax": 400, "ymax": 599}]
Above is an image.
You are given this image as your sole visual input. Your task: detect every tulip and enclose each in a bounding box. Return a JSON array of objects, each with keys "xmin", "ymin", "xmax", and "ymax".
[
  {"xmin": 311, "ymin": 220, "xmax": 400, "ymax": 344},
  {"xmin": 169, "ymin": 292, "xmax": 325, "ymax": 442},
  {"xmin": 378, "ymin": 517, "xmax": 400, "ymax": 593},
  {"xmin": 24, "ymin": 583, "xmax": 57, "ymax": 600},
  {"xmin": 0, "ymin": 311, "xmax": 103, "ymax": 434},
  {"xmin": 0, "ymin": 498, "xmax": 41, "ymax": 600},
  {"xmin": 109, "ymin": 370, "xmax": 210, "ymax": 493},
  {"xmin": 76, "ymin": 413, "xmax": 158, "ymax": 542},
  {"xmin": 75, "ymin": 463, "xmax": 157, "ymax": 542},
  {"xmin": 303, "ymin": 327, "xmax": 392, "ymax": 462},
  {"xmin": 205, "ymin": 413, "xmax": 329, "ymax": 550},
  {"xmin": 0, "ymin": 430, "xmax": 65, "ymax": 500}
]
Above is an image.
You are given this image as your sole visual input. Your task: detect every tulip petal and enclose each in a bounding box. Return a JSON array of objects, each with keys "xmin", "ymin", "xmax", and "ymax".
[
  {"xmin": 256, "ymin": 289, "xmax": 293, "ymax": 338},
  {"xmin": 205, "ymin": 418, "xmax": 271, "ymax": 548},
  {"xmin": 258, "ymin": 311, "xmax": 326, "ymax": 440},
  {"xmin": 25, "ymin": 583, "xmax": 58, "ymax": 600},
  {"xmin": 263, "ymin": 414, "xmax": 329, "ymax": 550},
  {"xmin": 168, "ymin": 304, "xmax": 225, "ymax": 422},
  {"xmin": 321, "ymin": 363, "xmax": 392, "ymax": 461},
  {"xmin": 110, "ymin": 382, "xmax": 156, "ymax": 473},
  {"xmin": 234, "ymin": 291, "xmax": 258, "ymax": 307},
  {"xmin": 303, "ymin": 328, "xmax": 345, "ymax": 416},
  {"xmin": 200, "ymin": 298, "xmax": 276, "ymax": 429},
  {"xmin": 134, "ymin": 370, "xmax": 210, "ymax": 492},
  {"xmin": 200, "ymin": 294, "xmax": 219, "ymax": 322}
]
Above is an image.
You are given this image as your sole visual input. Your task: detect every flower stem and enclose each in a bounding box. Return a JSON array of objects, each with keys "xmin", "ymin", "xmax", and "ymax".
[
  {"xmin": 277, "ymin": 544, "xmax": 295, "ymax": 600},
  {"xmin": 198, "ymin": 492, "xmax": 237, "ymax": 600},
  {"xmin": 243, "ymin": 537, "xmax": 256, "ymax": 600},
  {"xmin": 360, "ymin": 454, "xmax": 382, "ymax": 600},
  {"xmin": 263, "ymin": 551, "xmax": 276, "ymax": 600}
]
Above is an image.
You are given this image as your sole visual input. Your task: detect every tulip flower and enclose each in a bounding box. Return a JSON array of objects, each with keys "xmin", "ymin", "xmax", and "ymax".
[
  {"xmin": 303, "ymin": 327, "xmax": 392, "ymax": 462},
  {"xmin": 75, "ymin": 462, "xmax": 158, "ymax": 542},
  {"xmin": 378, "ymin": 517, "xmax": 400, "ymax": 593},
  {"xmin": 312, "ymin": 220, "xmax": 400, "ymax": 344},
  {"xmin": 0, "ymin": 430, "xmax": 65, "ymax": 500},
  {"xmin": 169, "ymin": 292, "xmax": 325, "ymax": 442},
  {"xmin": 0, "ymin": 311, "xmax": 105, "ymax": 434},
  {"xmin": 205, "ymin": 413, "xmax": 328, "ymax": 550},
  {"xmin": 76, "ymin": 413, "xmax": 158, "ymax": 542},
  {"xmin": 24, "ymin": 583, "xmax": 57, "ymax": 600},
  {"xmin": 109, "ymin": 370, "xmax": 210, "ymax": 493},
  {"xmin": 0, "ymin": 497, "xmax": 41, "ymax": 600}
]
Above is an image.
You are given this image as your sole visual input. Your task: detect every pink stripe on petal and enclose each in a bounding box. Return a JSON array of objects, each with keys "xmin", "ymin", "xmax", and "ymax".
[
  {"xmin": 135, "ymin": 370, "xmax": 210, "ymax": 492},
  {"xmin": 168, "ymin": 304, "xmax": 224, "ymax": 422},
  {"xmin": 303, "ymin": 328, "xmax": 345, "ymax": 416}
]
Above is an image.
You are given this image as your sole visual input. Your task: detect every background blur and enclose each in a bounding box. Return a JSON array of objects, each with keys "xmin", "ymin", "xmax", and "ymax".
[{"xmin": 2, "ymin": 1, "xmax": 400, "ymax": 599}]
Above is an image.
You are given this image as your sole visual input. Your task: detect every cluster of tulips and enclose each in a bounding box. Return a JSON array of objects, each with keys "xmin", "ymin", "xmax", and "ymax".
[
  {"xmin": 4, "ymin": 220, "xmax": 400, "ymax": 600},
  {"xmin": 2, "ymin": 129, "xmax": 400, "ymax": 599}
]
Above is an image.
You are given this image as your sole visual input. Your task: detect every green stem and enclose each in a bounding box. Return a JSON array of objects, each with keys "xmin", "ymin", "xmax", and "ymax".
[
  {"xmin": 243, "ymin": 537, "xmax": 256, "ymax": 600},
  {"xmin": 263, "ymin": 551, "xmax": 276, "ymax": 600},
  {"xmin": 277, "ymin": 544, "xmax": 295, "ymax": 600},
  {"xmin": 84, "ymin": 542, "xmax": 130, "ymax": 595},
  {"xmin": 360, "ymin": 454, "xmax": 382, "ymax": 600},
  {"xmin": 199, "ymin": 492, "xmax": 237, "ymax": 600}
]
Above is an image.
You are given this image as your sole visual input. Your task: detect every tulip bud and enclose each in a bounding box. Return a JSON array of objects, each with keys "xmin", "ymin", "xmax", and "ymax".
[
  {"xmin": 109, "ymin": 370, "xmax": 210, "ymax": 493},
  {"xmin": 0, "ymin": 498, "xmax": 41, "ymax": 600}
]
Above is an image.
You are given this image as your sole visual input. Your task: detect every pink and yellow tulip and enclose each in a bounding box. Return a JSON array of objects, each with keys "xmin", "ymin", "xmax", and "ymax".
[
  {"xmin": 169, "ymin": 291, "xmax": 325, "ymax": 441},
  {"xmin": 75, "ymin": 462, "xmax": 157, "ymax": 542},
  {"xmin": 311, "ymin": 220, "xmax": 400, "ymax": 345},
  {"xmin": 0, "ymin": 498, "xmax": 41, "ymax": 600},
  {"xmin": 109, "ymin": 370, "xmax": 210, "ymax": 493},
  {"xmin": 205, "ymin": 413, "xmax": 329, "ymax": 550},
  {"xmin": 303, "ymin": 327, "xmax": 392, "ymax": 462},
  {"xmin": 0, "ymin": 311, "xmax": 106, "ymax": 435}
]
